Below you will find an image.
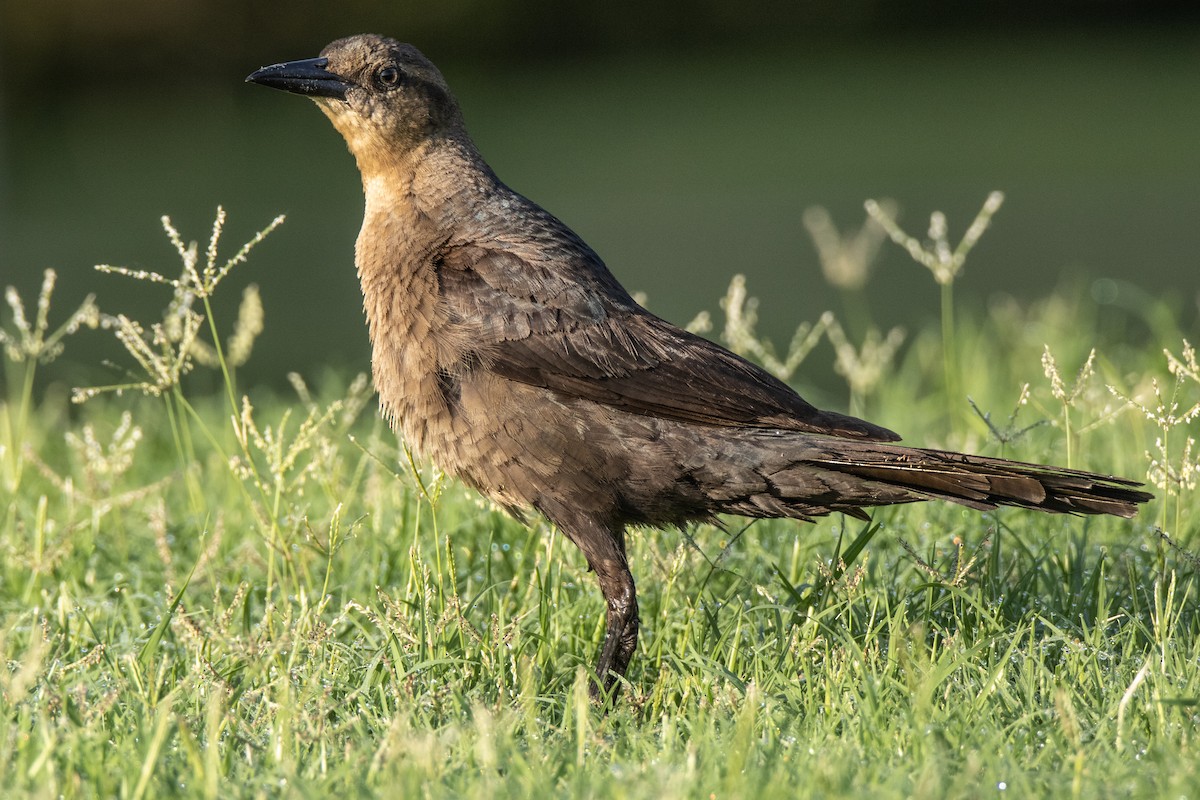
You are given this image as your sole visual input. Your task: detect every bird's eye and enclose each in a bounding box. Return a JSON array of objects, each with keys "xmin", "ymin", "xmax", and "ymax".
[{"xmin": 377, "ymin": 66, "xmax": 401, "ymax": 88}]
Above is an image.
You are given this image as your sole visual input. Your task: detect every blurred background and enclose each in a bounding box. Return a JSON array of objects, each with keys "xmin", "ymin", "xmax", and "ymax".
[{"xmin": 2, "ymin": 1, "xmax": 1199, "ymax": 400}]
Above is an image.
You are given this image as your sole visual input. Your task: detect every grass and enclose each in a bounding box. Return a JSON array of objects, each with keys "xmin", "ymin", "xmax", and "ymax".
[{"xmin": 1, "ymin": 207, "xmax": 1198, "ymax": 799}]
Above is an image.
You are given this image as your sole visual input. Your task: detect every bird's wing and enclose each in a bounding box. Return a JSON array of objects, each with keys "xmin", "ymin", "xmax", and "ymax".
[{"xmin": 438, "ymin": 241, "xmax": 899, "ymax": 441}]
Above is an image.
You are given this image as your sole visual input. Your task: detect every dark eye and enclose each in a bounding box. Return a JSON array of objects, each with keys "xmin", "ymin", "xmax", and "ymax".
[{"xmin": 377, "ymin": 66, "xmax": 401, "ymax": 88}]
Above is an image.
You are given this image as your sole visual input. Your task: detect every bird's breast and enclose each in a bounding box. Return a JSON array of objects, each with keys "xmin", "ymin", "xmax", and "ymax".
[{"xmin": 354, "ymin": 220, "xmax": 478, "ymax": 463}]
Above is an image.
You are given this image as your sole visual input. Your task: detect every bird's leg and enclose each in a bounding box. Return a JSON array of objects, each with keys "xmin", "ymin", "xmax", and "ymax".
[
  {"xmin": 592, "ymin": 559, "xmax": 639, "ymax": 699},
  {"xmin": 553, "ymin": 518, "xmax": 640, "ymax": 701}
]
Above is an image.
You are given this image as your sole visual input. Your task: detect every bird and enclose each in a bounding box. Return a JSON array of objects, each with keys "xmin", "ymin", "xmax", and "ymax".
[{"xmin": 247, "ymin": 34, "xmax": 1153, "ymax": 700}]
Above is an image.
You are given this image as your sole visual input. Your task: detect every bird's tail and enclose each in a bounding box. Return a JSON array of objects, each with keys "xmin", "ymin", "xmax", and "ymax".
[{"xmin": 756, "ymin": 438, "xmax": 1153, "ymax": 521}]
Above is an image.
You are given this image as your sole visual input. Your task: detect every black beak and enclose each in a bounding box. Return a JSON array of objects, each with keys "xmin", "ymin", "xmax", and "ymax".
[{"xmin": 246, "ymin": 57, "xmax": 350, "ymax": 100}]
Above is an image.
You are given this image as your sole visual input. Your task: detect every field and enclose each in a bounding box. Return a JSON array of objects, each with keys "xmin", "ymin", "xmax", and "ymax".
[{"xmin": 1, "ymin": 205, "xmax": 1197, "ymax": 798}]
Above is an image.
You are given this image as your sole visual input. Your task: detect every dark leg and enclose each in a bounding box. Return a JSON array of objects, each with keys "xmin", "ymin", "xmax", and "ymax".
[
  {"xmin": 592, "ymin": 554, "xmax": 639, "ymax": 698},
  {"xmin": 547, "ymin": 510, "xmax": 640, "ymax": 700}
]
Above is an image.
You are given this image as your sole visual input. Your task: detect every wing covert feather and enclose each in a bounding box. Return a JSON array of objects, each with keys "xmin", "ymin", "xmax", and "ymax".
[{"xmin": 437, "ymin": 243, "xmax": 899, "ymax": 441}]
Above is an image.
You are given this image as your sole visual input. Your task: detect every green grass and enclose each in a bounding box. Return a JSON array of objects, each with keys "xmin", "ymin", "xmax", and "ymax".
[{"xmin": 1, "ymin": 210, "xmax": 1198, "ymax": 798}]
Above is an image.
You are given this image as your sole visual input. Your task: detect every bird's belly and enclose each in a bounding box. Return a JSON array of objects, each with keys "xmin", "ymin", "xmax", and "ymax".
[
  {"xmin": 400, "ymin": 374, "xmax": 715, "ymax": 526},
  {"xmin": 427, "ymin": 377, "xmax": 599, "ymax": 510}
]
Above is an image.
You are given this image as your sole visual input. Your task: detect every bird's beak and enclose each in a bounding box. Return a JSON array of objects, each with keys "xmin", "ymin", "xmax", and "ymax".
[{"xmin": 246, "ymin": 57, "xmax": 350, "ymax": 100}]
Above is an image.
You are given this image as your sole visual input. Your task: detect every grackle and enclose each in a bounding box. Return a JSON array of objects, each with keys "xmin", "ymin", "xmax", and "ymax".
[{"xmin": 247, "ymin": 35, "xmax": 1152, "ymax": 700}]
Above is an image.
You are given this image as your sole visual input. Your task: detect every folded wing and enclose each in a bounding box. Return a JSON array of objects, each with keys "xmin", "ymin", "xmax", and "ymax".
[{"xmin": 438, "ymin": 242, "xmax": 899, "ymax": 441}]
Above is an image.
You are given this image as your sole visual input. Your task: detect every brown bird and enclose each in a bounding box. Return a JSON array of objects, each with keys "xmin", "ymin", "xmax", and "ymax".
[{"xmin": 247, "ymin": 35, "xmax": 1152, "ymax": 699}]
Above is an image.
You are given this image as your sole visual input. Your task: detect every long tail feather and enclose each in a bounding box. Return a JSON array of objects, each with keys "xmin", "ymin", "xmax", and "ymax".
[{"xmin": 811, "ymin": 441, "xmax": 1153, "ymax": 518}]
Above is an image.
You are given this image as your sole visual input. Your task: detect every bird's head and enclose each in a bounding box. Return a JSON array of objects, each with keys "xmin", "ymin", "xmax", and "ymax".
[{"xmin": 247, "ymin": 34, "xmax": 465, "ymax": 170}]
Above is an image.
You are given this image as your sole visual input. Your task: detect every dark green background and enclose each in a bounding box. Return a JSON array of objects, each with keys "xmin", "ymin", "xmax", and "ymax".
[{"xmin": 3, "ymin": 4, "xmax": 1198, "ymax": 398}]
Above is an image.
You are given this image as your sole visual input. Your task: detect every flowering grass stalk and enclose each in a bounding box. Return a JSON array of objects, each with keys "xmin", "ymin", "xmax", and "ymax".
[
  {"xmin": 0, "ymin": 269, "xmax": 102, "ymax": 495},
  {"xmin": 866, "ymin": 192, "xmax": 1005, "ymax": 436}
]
